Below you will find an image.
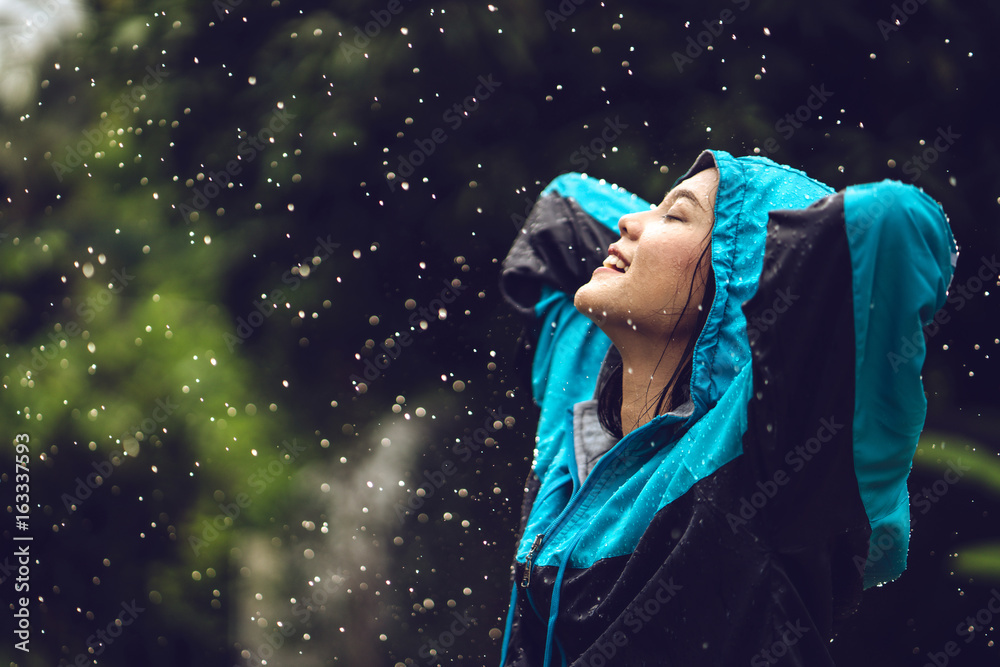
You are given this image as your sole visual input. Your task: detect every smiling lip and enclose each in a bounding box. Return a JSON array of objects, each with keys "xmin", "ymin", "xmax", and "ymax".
[
  {"xmin": 593, "ymin": 266, "xmax": 623, "ymax": 275},
  {"xmin": 604, "ymin": 245, "xmax": 630, "ymax": 272}
]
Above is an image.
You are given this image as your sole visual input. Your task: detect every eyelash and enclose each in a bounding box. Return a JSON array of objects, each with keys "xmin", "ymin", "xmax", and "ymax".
[{"xmin": 662, "ymin": 213, "xmax": 682, "ymax": 222}]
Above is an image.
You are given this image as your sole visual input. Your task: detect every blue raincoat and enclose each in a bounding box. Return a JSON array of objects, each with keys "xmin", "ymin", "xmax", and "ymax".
[{"xmin": 497, "ymin": 150, "xmax": 958, "ymax": 666}]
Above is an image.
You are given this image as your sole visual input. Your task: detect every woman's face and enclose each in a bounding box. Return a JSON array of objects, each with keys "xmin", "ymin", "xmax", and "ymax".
[{"xmin": 574, "ymin": 167, "xmax": 718, "ymax": 341}]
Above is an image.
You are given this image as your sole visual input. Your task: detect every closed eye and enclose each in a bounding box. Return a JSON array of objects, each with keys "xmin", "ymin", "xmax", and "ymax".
[{"xmin": 662, "ymin": 213, "xmax": 683, "ymax": 222}]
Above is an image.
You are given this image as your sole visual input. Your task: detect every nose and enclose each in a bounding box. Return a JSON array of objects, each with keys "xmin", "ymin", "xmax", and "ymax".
[{"xmin": 617, "ymin": 212, "xmax": 640, "ymax": 239}]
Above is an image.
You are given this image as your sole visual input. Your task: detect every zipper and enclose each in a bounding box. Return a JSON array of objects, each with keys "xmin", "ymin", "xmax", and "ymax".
[
  {"xmin": 519, "ymin": 418, "xmax": 673, "ymax": 590},
  {"xmin": 519, "ymin": 442, "xmax": 627, "ymax": 591},
  {"xmin": 514, "ymin": 414, "xmax": 680, "ymax": 666},
  {"xmin": 521, "ymin": 533, "xmax": 544, "ymax": 588}
]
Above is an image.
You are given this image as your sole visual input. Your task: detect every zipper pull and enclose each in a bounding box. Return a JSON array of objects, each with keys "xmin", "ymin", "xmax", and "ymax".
[{"xmin": 521, "ymin": 533, "xmax": 544, "ymax": 588}]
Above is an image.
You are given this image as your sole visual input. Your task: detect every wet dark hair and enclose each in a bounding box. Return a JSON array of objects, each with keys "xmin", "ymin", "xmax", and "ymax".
[{"xmin": 596, "ymin": 237, "xmax": 716, "ymax": 440}]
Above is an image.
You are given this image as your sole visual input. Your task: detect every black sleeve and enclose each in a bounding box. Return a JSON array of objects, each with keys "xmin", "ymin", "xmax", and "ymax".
[{"xmin": 499, "ymin": 192, "xmax": 620, "ymax": 317}]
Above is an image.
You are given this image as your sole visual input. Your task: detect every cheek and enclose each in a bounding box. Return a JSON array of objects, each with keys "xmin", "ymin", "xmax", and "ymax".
[
  {"xmin": 635, "ymin": 241, "xmax": 696, "ymax": 284},
  {"xmin": 633, "ymin": 239, "xmax": 708, "ymax": 304}
]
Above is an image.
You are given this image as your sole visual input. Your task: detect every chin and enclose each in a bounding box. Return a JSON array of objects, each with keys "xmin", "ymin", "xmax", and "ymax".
[
  {"xmin": 573, "ymin": 285, "xmax": 587, "ymax": 310},
  {"xmin": 574, "ymin": 282, "xmax": 611, "ymax": 326}
]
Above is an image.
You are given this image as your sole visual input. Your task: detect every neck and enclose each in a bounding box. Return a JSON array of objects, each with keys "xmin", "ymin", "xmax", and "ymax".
[{"xmin": 611, "ymin": 330, "xmax": 692, "ymax": 436}]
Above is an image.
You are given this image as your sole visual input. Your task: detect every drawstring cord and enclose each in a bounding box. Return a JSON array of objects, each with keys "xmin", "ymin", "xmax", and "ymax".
[{"xmin": 542, "ymin": 530, "xmax": 585, "ymax": 667}]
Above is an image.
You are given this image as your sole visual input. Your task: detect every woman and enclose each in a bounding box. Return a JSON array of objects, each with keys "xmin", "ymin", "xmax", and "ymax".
[{"xmin": 497, "ymin": 149, "xmax": 957, "ymax": 666}]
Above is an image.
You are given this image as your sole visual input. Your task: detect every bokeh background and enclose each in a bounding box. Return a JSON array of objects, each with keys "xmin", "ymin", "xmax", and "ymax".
[{"xmin": 1, "ymin": 0, "xmax": 998, "ymax": 665}]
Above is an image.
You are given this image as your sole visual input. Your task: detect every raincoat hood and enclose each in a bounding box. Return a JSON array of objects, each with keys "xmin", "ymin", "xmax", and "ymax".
[{"xmin": 673, "ymin": 149, "xmax": 834, "ymax": 426}]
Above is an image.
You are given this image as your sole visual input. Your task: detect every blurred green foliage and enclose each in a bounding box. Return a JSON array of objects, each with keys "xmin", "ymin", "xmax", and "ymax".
[{"xmin": 915, "ymin": 432, "xmax": 1000, "ymax": 582}]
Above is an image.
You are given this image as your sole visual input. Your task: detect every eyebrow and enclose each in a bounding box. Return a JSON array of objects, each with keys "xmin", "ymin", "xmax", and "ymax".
[{"xmin": 665, "ymin": 187, "xmax": 707, "ymax": 211}]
